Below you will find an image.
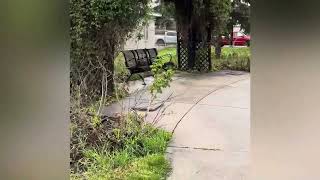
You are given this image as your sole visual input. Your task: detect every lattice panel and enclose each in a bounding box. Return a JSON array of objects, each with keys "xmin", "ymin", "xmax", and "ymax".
[
  {"xmin": 177, "ymin": 32, "xmax": 211, "ymax": 72},
  {"xmin": 194, "ymin": 42, "xmax": 211, "ymax": 71},
  {"xmin": 177, "ymin": 39, "xmax": 188, "ymax": 71}
]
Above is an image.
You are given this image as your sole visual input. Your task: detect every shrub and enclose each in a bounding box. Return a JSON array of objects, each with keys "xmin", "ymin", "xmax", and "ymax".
[
  {"xmin": 70, "ymin": 0, "xmax": 151, "ymax": 106},
  {"xmin": 158, "ymin": 47, "xmax": 178, "ymax": 66},
  {"xmin": 150, "ymin": 59, "xmax": 175, "ymax": 95}
]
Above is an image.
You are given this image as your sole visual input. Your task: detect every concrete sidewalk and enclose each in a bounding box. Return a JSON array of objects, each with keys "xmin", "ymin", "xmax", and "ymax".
[
  {"xmin": 145, "ymin": 71, "xmax": 250, "ymax": 180},
  {"xmin": 103, "ymin": 70, "xmax": 250, "ymax": 179}
]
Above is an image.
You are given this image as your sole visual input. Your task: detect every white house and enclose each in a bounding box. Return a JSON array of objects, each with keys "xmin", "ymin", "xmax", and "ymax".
[
  {"xmin": 124, "ymin": 13, "xmax": 161, "ymax": 50},
  {"xmin": 124, "ymin": 0, "xmax": 161, "ymax": 50}
]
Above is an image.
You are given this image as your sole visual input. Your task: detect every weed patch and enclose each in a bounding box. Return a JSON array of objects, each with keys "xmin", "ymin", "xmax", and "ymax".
[{"xmin": 71, "ymin": 113, "xmax": 172, "ymax": 180}]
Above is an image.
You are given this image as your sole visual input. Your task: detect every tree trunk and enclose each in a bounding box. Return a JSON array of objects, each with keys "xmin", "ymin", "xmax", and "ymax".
[
  {"xmin": 175, "ymin": 0, "xmax": 211, "ymax": 71},
  {"xmin": 187, "ymin": 28, "xmax": 196, "ymax": 70},
  {"xmin": 106, "ymin": 57, "xmax": 114, "ymax": 97},
  {"xmin": 105, "ymin": 47, "xmax": 115, "ymax": 97},
  {"xmin": 215, "ymin": 36, "xmax": 222, "ymax": 59},
  {"xmin": 215, "ymin": 44, "xmax": 222, "ymax": 59},
  {"xmin": 229, "ymin": 25, "xmax": 234, "ymax": 47},
  {"xmin": 103, "ymin": 37, "xmax": 116, "ymax": 97}
]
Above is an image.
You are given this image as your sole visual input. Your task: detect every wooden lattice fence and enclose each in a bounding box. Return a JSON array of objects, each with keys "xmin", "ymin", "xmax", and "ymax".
[{"xmin": 177, "ymin": 32, "xmax": 212, "ymax": 71}]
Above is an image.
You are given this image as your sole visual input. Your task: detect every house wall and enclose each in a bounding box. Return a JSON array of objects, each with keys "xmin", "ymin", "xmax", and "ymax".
[{"xmin": 124, "ymin": 19, "xmax": 156, "ymax": 50}]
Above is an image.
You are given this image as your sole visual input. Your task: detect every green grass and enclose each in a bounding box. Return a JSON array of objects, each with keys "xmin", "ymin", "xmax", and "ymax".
[
  {"xmin": 147, "ymin": 46, "xmax": 250, "ymax": 72},
  {"xmin": 211, "ymin": 47, "xmax": 250, "ymax": 72},
  {"xmin": 72, "ymin": 152, "xmax": 170, "ymax": 180},
  {"xmin": 71, "ymin": 115, "xmax": 173, "ymax": 180},
  {"xmin": 158, "ymin": 47, "xmax": 178, "ymax": 65},
  {"xmin": 212, "ymin": 47, "xmax": 250, "ymax": 60},
  {"xmin": 114, "ymin": 53, "xmax": 130, "ymax": 81}
]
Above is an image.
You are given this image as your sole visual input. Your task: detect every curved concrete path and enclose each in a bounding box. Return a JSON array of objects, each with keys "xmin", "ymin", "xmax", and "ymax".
[
  {"xmin": 145, "ymin": 70, "xmax": 250, "ymax": 180},
  {"xmin": 103, "ymin": 70, "xmax": 250, "ymax": 179}
]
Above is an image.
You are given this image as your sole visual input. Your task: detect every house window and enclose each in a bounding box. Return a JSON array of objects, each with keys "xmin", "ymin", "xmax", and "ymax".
[{"xmin": 167, "ymin": 32, "xmax": 177, "ymax": 36}]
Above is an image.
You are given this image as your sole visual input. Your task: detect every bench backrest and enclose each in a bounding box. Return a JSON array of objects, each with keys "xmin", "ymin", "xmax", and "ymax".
[
  {"xmin": 122, "ymin": 50, "xmax": 137, "ymax": 69},
  {"xmin": 145, "ymin": 48, "xmax": 158, "ymax": 63},
  {"xmin": 122, "ymin": 48, "xmax": 159, "ymax": 72},
  {"xmin": 135, "ymin": 49, "xmax": 150, "ymax": 67}
]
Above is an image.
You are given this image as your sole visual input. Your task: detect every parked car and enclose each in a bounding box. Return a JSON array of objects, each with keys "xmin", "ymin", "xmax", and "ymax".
[
  {"xmin": 221, "ymin": 34, "xmax": 251, "ymax": 46},
  {"xmin": 155, "ymin": 31, "xmax": 177, "ymax": 46}
]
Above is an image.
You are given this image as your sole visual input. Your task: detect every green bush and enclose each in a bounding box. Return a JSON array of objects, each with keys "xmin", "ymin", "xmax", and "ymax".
[
  {"xmin": 158, "ymin": 47, "xmax": 178, "ymax": 66},
  {"xmin": 150, "ymin": 58, "xmax": 175, "ymax": 96},
  {"xmin": 71, "ymin": 0, "xmax": 152, "ymax": 104}
]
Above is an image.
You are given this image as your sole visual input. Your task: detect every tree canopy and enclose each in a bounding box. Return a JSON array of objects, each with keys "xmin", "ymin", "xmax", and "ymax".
[
  {"xmin": 162, "ymin": 0, "xmax": 231, "ymax": 35},
  {"xmin": 162, "ymin": 0, "xmax": 231, "ymax": 70},
  {"xmin": 70, "ymin": 0, "xmax": 151, "ymax": 104},
  {"xmin": 161, "ymin": 0, "xmax": 250, "ymax": 36},
  {"xmin": 154, "ymin": 1, "xmax": 176, "ymax": 29},
  {"xmin": 228, "ymin": 0, "xmax": 251, "ymax": 34}
]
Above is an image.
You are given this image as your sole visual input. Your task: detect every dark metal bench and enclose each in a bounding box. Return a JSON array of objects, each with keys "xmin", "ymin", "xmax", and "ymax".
[{"xmin": 122, "ymin": 48, "xmax": 174, "ymax": 85}]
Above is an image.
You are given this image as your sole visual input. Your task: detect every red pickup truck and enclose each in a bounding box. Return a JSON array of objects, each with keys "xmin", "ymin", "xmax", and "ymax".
[{"xmin": 221, "ymin": 35, "xmax": 251, "ymax": 46}]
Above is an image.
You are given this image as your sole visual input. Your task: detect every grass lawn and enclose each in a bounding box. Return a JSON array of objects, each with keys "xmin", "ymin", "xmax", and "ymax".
[
  {"xmin": 157, "ymin": 47, "xmax": 178, "ymax": 65},
  {"xmin": 211, "ymin": 47, "xmax": 250, "ymax": 72},
  {"xmin": 150, "ymin": 46, "xmax": 250, "ymax": 72}
]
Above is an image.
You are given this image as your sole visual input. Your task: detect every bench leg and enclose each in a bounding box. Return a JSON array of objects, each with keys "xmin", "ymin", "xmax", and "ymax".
[{"xmin": 138, "ymin": 74, "xmax": 146, "ymax": 85}]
